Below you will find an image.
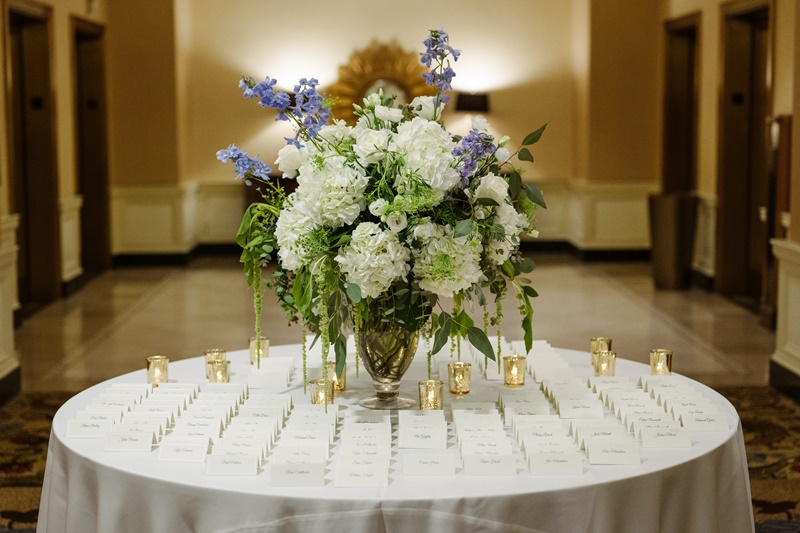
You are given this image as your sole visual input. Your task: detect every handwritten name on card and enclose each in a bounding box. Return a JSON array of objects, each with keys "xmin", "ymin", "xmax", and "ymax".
[
  {"xmin": 557, "ymin": 399, "xmax": 604, "ymax": 419},
  {"xmin": 206, "ymin": 454, "xmax": 258, "ymax": 476},
  {"xmin": 397, "ymin": 426, "xmax": 448, "ymax": 450},
  {"xmin": 103, "ymin": 432, "xmax": 155, "ymax": 452},
  {"xmin": 640, "ymin": 427, "xmax": 692, "ymax": 448},
  {"xmin": 67, "ymin": 419, "xmax": 113, "ymax": 438},
  {"xmin": 158, "ymin": 443, "xmax": 208, "ymax": 463},
  {"xmin": 334, "ymin": 465, "xmax": 389, "ymax": 487},
  {"xmin": 462, "ymin": 453, "xmax": 517, "ymax": 476},
  {"xmin": 587, "ymin": 442, "xmax": 641, "ymax": 465},
  {"xmin": 528, "ymin": 451, "xmax": 583, "ymax": 476},
  {"xmin": 403, "ymin": 454, "xmax": 456, "ymax": 476},
  {"xmin": 680, "ymin": 413, "xmax": 729, "ymax": 432},
  {"xmin": 270, "ymin": 463, "xmax": 326, "ymax": 487}
]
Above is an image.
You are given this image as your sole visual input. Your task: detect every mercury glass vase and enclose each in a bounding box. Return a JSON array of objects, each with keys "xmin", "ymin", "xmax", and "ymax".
[{"xmin": 357, "ymin": 317, "xmax": 419, "ymax": 410}]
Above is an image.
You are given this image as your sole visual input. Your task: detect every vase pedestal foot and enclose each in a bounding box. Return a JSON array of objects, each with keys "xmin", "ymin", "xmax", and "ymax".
[{"xmin": 359, "ymin": 396, "xmax": 416, "ymax": 410}]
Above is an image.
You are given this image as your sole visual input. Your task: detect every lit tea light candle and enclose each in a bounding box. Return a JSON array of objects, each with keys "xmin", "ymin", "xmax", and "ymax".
[
  {"xmin": 325, "ymin": 361, "xmax": 346, "ymax": 392},
  {"xmin": 204, "ymin": 349, "xmax": 226, "ymax": 380},
  {"xmin": 249, "ymin": 336, "xmax": 269, "ymax": 366},
  {"xmin": 146, "ymin": 355, "xmax": 169, "ymax": 386},
  {"xmin": 209, "ymin": 360, "xmax": 231, "ymax": 383},
  {"xmin": 448, "ymin": 362, "xmax": 471, "ymax": 394},
  {"xmin": 594, "ymin": 350, "xmax": 616, "ymax": 377},
  {"xmin": 650, "ymin": 349, "xmax": 673, "ymax": 375},
  {"xmin": 418, "ymin": 379, "xmax": 443, "ymax": 410},
  {"xmin": 590, "ymin": 337, "xmax": 612, "ymax": 368},
  {"xmin": 310, "ymin": 378, "xmax": 333, "ymax": 405},
  {"xmin": 503, "ymin": 356, "xmax": 526, "ymax": 387}
]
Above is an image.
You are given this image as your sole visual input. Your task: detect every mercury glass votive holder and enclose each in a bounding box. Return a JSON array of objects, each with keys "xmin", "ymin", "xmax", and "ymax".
[
  {"xmin": 249, "ymin": 336, "xmax": 269, "ymax": 365},
  {"xmin": 650, "ymin": 349, "xmax": 673, "ymax": 375},
  {"xmin": 448, "ymin": 362, "xmax": 471, "ymax": 395},
  {"xmin": 209, "ymin": 360, "xmax": 231, "ymax": 383},
  {"xmin": 325, "ymin": 361, "xmax": 346, "ymax": 392},
  {"xmin": 310, "ymin": 378, "xmax": 334, "ymax": 405},
  {"xmin": 146, "ymin": 355, "xmax": 169, "ymax": 386},
  {"xmin": 418, "ymin": 380, "xmax": 444, "ymax": 410},
  {"xmin": 594, "ymin": 350, "xmax": 617, "ymax": 377},
  {"xmin": 503, "ymin": 356, "xmax": 526, "ymax": 387},
  {"xmin": 204, "ymin": 349, "xmax": 227, "ymax": 380},
  {"xmin": 590, "ymin": 337, "xmax": 613, "ymax": 367}
]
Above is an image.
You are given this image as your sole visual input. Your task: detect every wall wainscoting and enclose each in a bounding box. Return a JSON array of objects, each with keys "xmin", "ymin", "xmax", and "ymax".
[
  {"xmin": 0, "ymin": 214, "xmax": 20, "ymax": 400},
  {"xmin": 692, "ymin": 194, "xmax": 716, "ymax": 280},
  {"xmin": 771, "ymin": 238, "xmax": 800, "ymax": 394},
  {"xmin": 59, "ymin": 195, "xmax": 84, "ymax": 282}
]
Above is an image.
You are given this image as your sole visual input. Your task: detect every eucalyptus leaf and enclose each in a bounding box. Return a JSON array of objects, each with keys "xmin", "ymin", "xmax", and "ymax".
[
  {"xmin": 521, "ymin": 123, "xmax": 547, "ymax": 146},
  {"xmin": 519, "ymin": 257, "xmax": 535, "ymax": 274},
  {"xmin": 509, "ymin": 172, "xmax": 522, "ymax": 199},
  {"xmin": 431, "ymin": 319, "xmax": 452, "ymax": 355},
  {"xmin": 454, "ymin": 219, "xmax": 473, "ymax": 237},
  {"xmin": 475, "ymin": 197, "xmax": 500, "ymax": 207},
  {"xmin": 335, "ymin": 337, "xmax": 347, "ymax": 376},
  {"xmin": 524, "ymin": 182, "xmax": 547, "ymax": 208},
  {"xmin": 467, "ymin": 327, "xmax": 496, "ymax": 361},
  {"xmin": 346, "ymin": 283, "xmax": 362, "ymax": 303},
  {"xmin": 523, "ymin": 285, "xmax": 539, "ymax": 297},
  {"xmin": 518, "ymin": 148, "xmax": 534, "ymax": 163}
]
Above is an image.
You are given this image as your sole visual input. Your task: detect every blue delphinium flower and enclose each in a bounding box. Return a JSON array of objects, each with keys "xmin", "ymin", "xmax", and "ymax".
[
  {"xmin": 421, "ymin": 28, "xmax": 460, "ymax": 108},
  {"xmin": 216, "ymin": 144, "xmax": 271, "ymax": 185},
  {"xmin": 453, "ymin": 130, "xmax": 497, "ymax": 184}
]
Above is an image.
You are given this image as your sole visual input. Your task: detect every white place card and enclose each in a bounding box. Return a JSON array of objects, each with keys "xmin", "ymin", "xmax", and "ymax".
[
  {"xmin": 605, "ymin": 391, "xmax": 651, "ymax": 410},
  {"xmin": 648, "ymin": 383, "xmax": 692, "ymax": 399},
  {"xmin": 109, "ymin": 383, "xmax": 152, "ymax": 394},
  {"xmin": 158, "ymin": 443, "xmax": 208, "ymax": 463},
  {"xmin": 628, "ymin": 413, "xmax": 677, "ymax": 433},
  {"xmin": 558, "ymin": 399, "xmax": 604, "ymax": 419},
  {"xmin": 576, "ymin": 425, "xmax": 629, "ymax": 450},
  {"xmin": 270, "ymin": 446, "xmax": 328, "ymax": 464},
  {"xmin": 462, "ymin": 453, "xmax": 516, "ymax": 476},
  {"xmin": 397, "ymin": 410, "xmax": 444, "ymax": 421},
  {"xmin": 132, "ymin": 405, "xmax": 176, "ymax": 424},
  {"xmin": 587, "ymin": 442, "xmax": 641, "ymax": 465},
  {"xmin": 504, "ymin": 404, "xmax": 552, "ymax": 421},
  {"xmin": 270, "ymin": 463, "xmax": 326, "ymax": 487},
  {"xmin": 587, "ymin": 376, "xmax": 632, "ymax": 390},
  {"xmin": 339, "ymin": 431, "xmax": 392, "ymax": 448},
  {"xmin": 75, "ymin": 411, "xmax": 122, "ymax": 424},
  {"xmin": 334, "ymin": 465, "xmax": 389, "ymax": 487},
  {"xmin": 103, "ymin": 431, "xmax": 155, "ymax": 452},
  {"xmin": 534, "ymin": 367, "xmax": 575, "ymax": 382},
  {"xmin": 247, "ymin": 369, "xmax": 289, "ymax": 389},
  {"xmin": 154, "ymin": 382, "xmax": 200, "ymax": 396},
  {"xmin": 338, "ymin": 439, "xmax": 391, "ymax": 454},
  {"xmin": 460, "ymin": 438, "xmax": 513, "ymax": 455},
  {"xmin": 67, "ymin": 419, "xmax": 113, "ymax": 438},
  {"xmin": 451, "ymin": 402, "xmax": 497, "ymax": 412},
  {"xmin": 528, "ymin": 450, "xmax": 584, "ymax": 476},
  {"xmin": 397, "ymin": 425, "xmax": 448, "ymax": 449},
  {"xmin": 403, "ymin": 453, "xmax": 456, "ymax": 476},
  {"xmin": 640, "ymin": 427, "xmax": 692, "ymax": 448},
  {"xmin": 623, "ymin": 408, "xmax": 666, "ymax": 430},
  {"xmin": 639, "ymin": 375, "xmax": 688, "ymax": 391},
  {"xmin": 680, "ymin": 413, "xmax": 729, "ymax": 432},
  {"xmin": 671, "ymin": 404, "xmax": 720, "ymax": 421},
  {"xmin": 248, "ymin": 391, "xmax": 292, "ymax": 412},
  {"xmin": 614, "ymin": 400, "xmax": 660, "ymax": 420},
  {"xmin": 660, "ymin": 392, "xmax": 706, "ymax": 408},
  {"xmin": 523, "ymin": 437, "xmax": 577, "ymax": 454},
  {"xmin": 513, "ymin": 420, "xmax": 563, "ymax": 441},
  {"xmin": 170, "ymin": 426, "xmax": 220, "ymax": 443},
  {"xmin": 206, "ymin": 454, "xmax": 259, "ymax": 476}
]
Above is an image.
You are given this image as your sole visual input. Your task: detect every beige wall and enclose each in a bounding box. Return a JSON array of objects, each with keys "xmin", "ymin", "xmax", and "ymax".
[{"xmin": 792, "ymin": 0, "xmax": 800, "ymax": 243}]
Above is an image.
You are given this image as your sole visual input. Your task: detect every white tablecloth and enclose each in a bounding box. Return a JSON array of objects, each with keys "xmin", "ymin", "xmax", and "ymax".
[{"xmin": 37, "ymin": 346, "xmax": 754, "ymax": 533}]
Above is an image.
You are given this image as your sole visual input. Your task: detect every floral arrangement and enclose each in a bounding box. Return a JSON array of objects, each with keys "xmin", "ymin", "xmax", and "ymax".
[{"xmin": 218, "ymin": 29, "xmax": 546, "ymax": 387}]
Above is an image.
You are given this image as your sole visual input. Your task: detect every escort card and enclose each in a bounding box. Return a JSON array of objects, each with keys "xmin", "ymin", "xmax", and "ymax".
[
  {"xmin": 451, "ymin": 402, "xmax": 498, "ymax": 412},
  {"xmin": 522, "ymin": 437, "xmax": 576, "ymax": 454},
  {"xmin": 670, "ymin": 403, "xmax": 720, "ymax": 421},
  {"xmin": 586, "ymin": 441, "xmax": 641, "ymax": 465},
  {"xmin": 403, "ymin": 453, "xmax": 456, "ymax": 476},
  {"xmin": 270, "ymin": 446, "xmax": 328, "ymax": 464},
  {"xmin": 154, "ymin": 382, "xmax": 199, "ymax": 396},
  {"xmin": 202, "ymin": 382, "xmax": 247, "ymax": 401},
  {"xmin": 587, "ymin": 376, "xmax": 633, "ymax": 391},
  {"xmin": 334, "ymin": 465, "xmax": 389, "ymax": 487},
  {"xmin": 338, "ymin": 439, "xmax": 391, "ymax": 454},
  {"xmin": 606, "ymin": 391, "xmax": 651, "ymax": 410},
  {"xmin": 339, "ymin": 431, "xmax": 392, "ymax": 448},
  {"xmin": 533, "ymin": 367, "xmax": 575, "ymax": 382},
  {"xmin": 103, "ymin": 431, "xmax": 155, "ymax": 452},
  {"xmin": 460, "ymin": 438, "xmax": 513, "ymax": 455},
  {"xmin": 75, "ymin": 410, "xmax": 122, "ymax": 424},
  {"xmin": 504, "ymin": 404, "xmax": 552, "ymax": 421},
  {"xmin": 558, "ymin": 399, "xmax": 604, "ymax": 419},
  {"xmin": 577, "ymin": 425, "xmax": 630, "ymax": 450},
  {"xmin": 67, "ymin": 419, "xmax": 113, "ymax": 438},
  {"xmin": 640, "ymin": 427, "xmax": 692, "ymax": 448},
  {"xmin": 639, "ymin": 375, "xmax": 688, "ymax": 391},
  {"xmin": 397, "ymin": 425, "xmax": 448, "ymax": 449},
  {"xmin": 628, "ymin": 413, "xmax": 677, "ymax": 434},
  {"xmin": 270, "ymin": 463, "xmax": 326, "ymax": 487},
  {"xmin": 397, "ymin": 410, "xmax": 444, "ymax": 422},
  {"xmin": 513, "ymin": 420, "xmax": 563, "ymax": 442},
  {"xmin": 680, "ymin": 413, "xmax": 729, "ymax": 432},
  {"xmin": 132, "ymin": 404, "xmax": 176, "ymax": 424},
  {"xmin": 158, "ymin": 442, "xmax": 208, "ymax": 463},
  {"xmin": 170, "ymin": 426, "xmax": 219, "ymax": 443},
  {"xmin": 180, "ymin": 412, "xmax": 226, "ymax": 431},
  {"xmin": 528, "ymin": 450, "xmax": 584, "ymax": 476},
  {"xmin": 337, "ymin": 449, "xmax": 391, "ymax": 465},
  {"xmin": 248, "ymin": 391, "xmax": 293, "ymax": 413},
  {"xmin": 519, "ymin": 428, "xmax": 568, "ymax": 448},
  {"xmin": 206, "ymin": 454, "xmax": 259, "ymax": 476},
  {"xmin": 622, "ymin": 408, "xmax": 665, "ymax": 429},
  {"xmin": 124, "ymin": 411, "xmax": 172, "ymax": 429},
  {"xmin": 462, "ymin": 453, "xmax": 517, "ymax": 476},
  {"xmin": 247, "ymin": 369, "xmax": 289, "ymax": 389},
  {"xmin": 614, "ymin": 399, "xmax": 660, "ymax": 419},
  {"xmin": 660, "ymin": 392, "xmax": 706, "ymax": 409},
  {"xmin": 109, "ymin": 383, "xmax": 152, "ymax": 395}
]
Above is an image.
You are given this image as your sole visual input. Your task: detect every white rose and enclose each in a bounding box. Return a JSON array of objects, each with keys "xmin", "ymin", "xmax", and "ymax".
[
  {"xmin": 385, "ymin": 212, "xmax": 407, "ymax": 233},
  {"xmin": 409, "ymin": 96, "xmax": 440, "ymax": 120},
  {"xmin": 471, "ymin": 115, "xmax": 489, "ymax": 132},
  {"xmin": 413, "ymin": 221, "xmax": 438, "ymax": 241},
  {"xmin": 274, "ymin": 144, "xmax": 307, "ymax": 178},
  {"xmin": 497, "ymin": 135, "xmax": 510, "ymax": 147},
  {"xmin": 363, "ymin": 92, "xmax": 382, "ymax": 108},
  {"xmin": 494, "ymin": 147, "xmax": 510, "ymax": 163},
  {"xmin": 474, "ymin": 173, "xmax": 509, "ymax": 205},
  {"xmin": 369, "ymin": 199, "xmax": 388, "ymax": 217},
  {"xmin": 375, "ymin": 105, "xmax": 403, "ymax": 123},
  {"xmin": 354, "ymin": 129, "xmax": 390, "ymax": 165}
]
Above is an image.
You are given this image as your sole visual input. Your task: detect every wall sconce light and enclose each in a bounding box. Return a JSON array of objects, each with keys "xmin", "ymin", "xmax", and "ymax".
[{"xmin": 455, "ymin": 92, "xmax": 490, "ymax": 113}]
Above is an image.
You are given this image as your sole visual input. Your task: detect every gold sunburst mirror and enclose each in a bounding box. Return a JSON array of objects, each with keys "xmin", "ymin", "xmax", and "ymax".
[{"xmin": 327, "ymin": 41, "xmax": 435, "ymax": 125}]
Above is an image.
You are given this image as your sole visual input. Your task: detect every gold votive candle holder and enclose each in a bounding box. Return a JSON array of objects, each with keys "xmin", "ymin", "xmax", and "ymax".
[
  {"xmin": 325, "ymin": 361, "xmax": 346, "ymax": 392},
  {"xmin": 503, "ymin": 356, "xmax": 526, "ymax": 387},
  {"xmin": 146, "ymin": 355, "xmax": 169, "ymax": 386},
  {"xmin": 590, "ymin": 337, "xmax": 612, "ymax": 367},
  {"xmin": 448, "ymin": 362, "xmax": 471, "ymax": 395},
  {"xmin": 209, "ymin": 360, "xmax": 231, "ymax": 383},
  {"xmin": 418, "ymin": 380, "xmax": 444, "ymax": 410},
  {"xmin": 310, "ymin": 378, "xmax": 334, "ymax": 405},
  {"xmin": 650, "ymin": 349, "xmax": 673, "ymax": 375},
  {"xmin": 594, "ymin": 350, "xmax": 616, "ymax": 377},
  {"xmin": 204, "ymin": 348, "xmax": 227, "ymax": 380},
  {"xmin": 249, "ymin": 336, "xmax": 269, "ymax": 365}
]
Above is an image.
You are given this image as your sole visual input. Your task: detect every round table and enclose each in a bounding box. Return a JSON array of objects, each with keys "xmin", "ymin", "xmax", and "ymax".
[{"xmin": 37, "ymin": 345, "xmax": 754, "ymax": 533}]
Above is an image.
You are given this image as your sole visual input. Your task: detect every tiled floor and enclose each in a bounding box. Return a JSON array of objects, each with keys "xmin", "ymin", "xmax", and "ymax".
[{"xmin": 14, "ymin": 253, "xmax": 776, "ymax": 393}]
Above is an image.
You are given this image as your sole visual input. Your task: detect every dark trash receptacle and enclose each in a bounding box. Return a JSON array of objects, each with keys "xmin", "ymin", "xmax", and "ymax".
[{"xmin": 648, "ymin": 193, "xmax": 698, "ymax": 290}]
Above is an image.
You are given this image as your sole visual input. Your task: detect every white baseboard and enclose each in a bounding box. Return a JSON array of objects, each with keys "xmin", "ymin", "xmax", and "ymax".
[
  {"xmin": 196, "ymin": 182, "xmax": 247, "ymax": 244},
  {"xmin": 771, "ymin": 239, "xmax": 800, "ymax": 378}
]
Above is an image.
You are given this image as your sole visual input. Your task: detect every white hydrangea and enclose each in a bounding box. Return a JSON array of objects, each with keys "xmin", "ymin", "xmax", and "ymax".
[
  {"xmin": 274, "ymin": 195, "xmax": 318, "ymax": 271},
  {"xmin": 390, "ymin": 117, "xmax": 460, "ymax": 194},
  {"xmin": 412, "ymin": 223, "xmax": 483, "ymax": 296},
  {"xmin": 335, "ymin": 222, "xmax": 411, "ymax": 299},
  {"xmin": 295, "ymin": 155, "xmax": 369, "ymax": 229},
  {"xmin": 488, "ymin": 203, "xmax": 529, "ymax": 264},
  {"xmin": 315, "ymin": 120, "xmax": 352, "ymax": 146}
]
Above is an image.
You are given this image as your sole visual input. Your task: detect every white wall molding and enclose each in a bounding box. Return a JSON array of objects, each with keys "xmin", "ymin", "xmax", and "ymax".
[
  {"xmin": 0, "ymin": 214, "xmax": 20, "ymax": 383},
  {"xmin": 196, "ymin": 181, "xmax": 247, "ymax": 244},
  {"xmin": 566, "ymin": 179, "xmax": 659, "ymax": 250},
  {"xmin": 693, "ymin": 193, "xmax": 717, "ymax": 278},
  {"xmin": 771, "ymin": 239, "xmax": 800, "ymax": 377},
  {"xmin": 111, "ymin": 182, "xmax": 199, "ymax": 254},
  {"xmin": 59, "ymin": 195, "xmax": 84, "ymax": 282}
]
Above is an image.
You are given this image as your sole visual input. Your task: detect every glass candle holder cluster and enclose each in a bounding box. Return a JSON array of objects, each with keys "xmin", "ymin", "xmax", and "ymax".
[
  {"xmin": 594, "ymin": 350, "xmax": 616, "ymax": 377},
  {"xmin": 310, "ymin": 378, "xmax": 334, "ymax": 405},
  {"xmin": 249, "ymin": 336, "xmax": 269, "ymax": 365},
  {"xmin": 650, "ymin": 349, "xmax": 673, "ymax": 375},
  {"xmin": 209, "ymin": 360, "xmax": 231, "ymax": 383},
  {"xmin": 503, "ymin": 356, "xmax": 526, "ymax": 387},
  {"xmin": 590, "ymin": 337, "xmax": 612, "ymax": 369},
  {"xmin": 418, "ymin": 379, "xmax": 443, "ymax": 410},
  {"xmin": 325, "ymin": 361, "xmax": 346, "ymax": 392},
  {"xmin": 204, "ymin": 349, "xmax": 227, "ymax": 380},
  {"xmin": 146, "ymin": 355, "xmax": 169, "ymax": 386},
  {"xmin": 448, "ymin": 362, "xmax": 471, "ymax": 394}
]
